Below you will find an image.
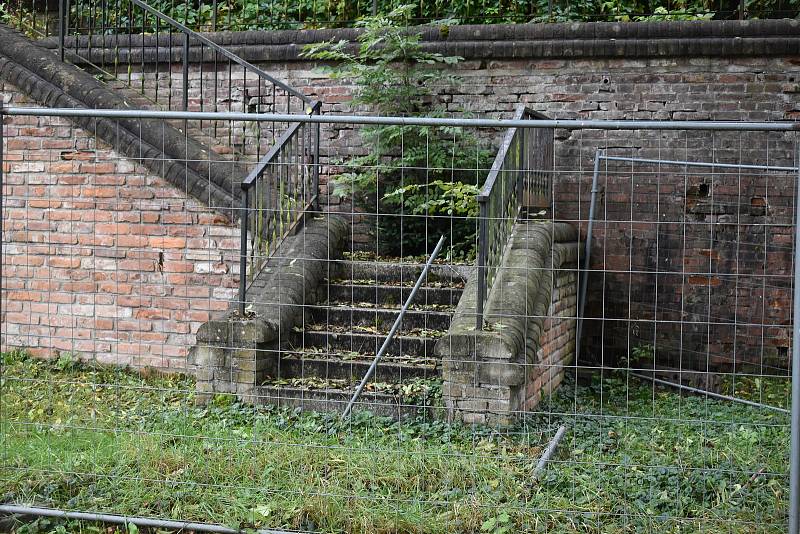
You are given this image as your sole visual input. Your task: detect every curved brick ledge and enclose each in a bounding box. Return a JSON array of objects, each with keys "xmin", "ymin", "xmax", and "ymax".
[
  {"xmin": 0, "ymin": 23, "xmax": 241, "ymax": 215},
  {"xmin": 435, "ymin": 221, "xmax": 580, "ymax": 426},
  {"xmin": 190, "ymin": 213, "xmax": 350, "ymax": 404},
  {"xmin": 40, "ymin": 19, "xmax": 800, "ymax": 63}
]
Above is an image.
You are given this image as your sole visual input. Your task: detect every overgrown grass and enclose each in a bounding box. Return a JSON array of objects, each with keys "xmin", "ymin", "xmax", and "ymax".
[{"xmin": 0, "ymin": 350, "xmax": 790, "ymax": 533}]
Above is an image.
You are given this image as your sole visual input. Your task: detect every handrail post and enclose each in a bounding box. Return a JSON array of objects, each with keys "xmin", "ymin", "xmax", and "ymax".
[
  {"xmin": 182, "ymin": 32, "xmax": 190, "ymax": 130},
  {"xmin": 310, "ymin": 101, "xmax": 322, "ymax": 212},
  {"xmin": 238, "ymin": 187, "xmax": 249, "ymax": 316},
  {"xmin": 476, "ymin": 200, "xmax": 488, "ymax": 330},
  {"xmin": 58, "ymin": 0, "xmax": 67, "ymax": 62},
  {"xmin": 342, "ymin": 235, "xmax": 447, "ymax": 419}
]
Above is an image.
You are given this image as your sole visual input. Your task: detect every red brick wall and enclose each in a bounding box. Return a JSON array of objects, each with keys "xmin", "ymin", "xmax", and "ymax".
[
  {"xmin": 567, "ymin": 163, "xmax": 797, "ymax": 374},
  {"xmin": 1, "ymin": 83, "xmax": 240, "ymax": 371},
  {"xmin": 6, "ymin": 48, "xmax": 800, "ymax": 374},
  {"xmin": 524, "ymin": 267, "xmax": 578, "ymax": 410}
]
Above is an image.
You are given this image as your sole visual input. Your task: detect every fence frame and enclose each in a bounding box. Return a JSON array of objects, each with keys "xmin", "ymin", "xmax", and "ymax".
[{"xmin": 1, "ymin": 105, "xmax": 799, "ymax": 531}]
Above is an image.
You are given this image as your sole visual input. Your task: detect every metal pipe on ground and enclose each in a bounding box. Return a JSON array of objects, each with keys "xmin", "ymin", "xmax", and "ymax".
[
  {"xmin": 0, "ymin": 505, "xmax": 297, "ymax": 534},
  {"xmin": 533, "ymin": 425, "xmax": 568, "ymax": 479},
  {"xmin": 341, "ymin": 235, "xmax": 447, "ymax": 420},
  {"xmin": 630, "ymin": 372, "xmax": 790, "ymax": 415}
]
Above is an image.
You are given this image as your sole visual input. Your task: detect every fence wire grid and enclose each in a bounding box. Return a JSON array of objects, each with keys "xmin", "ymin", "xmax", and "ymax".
[{"xmin": 1, "ymin": 106, "xmax": 800, "ymax": 534}]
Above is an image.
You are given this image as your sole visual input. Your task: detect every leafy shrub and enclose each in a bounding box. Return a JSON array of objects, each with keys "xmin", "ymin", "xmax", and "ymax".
[
  {"xmin": 303, "ymin": 5, "xmax": 491, "ymax": 259},
  {"xmin": 3, "ymin": 0, "xmax": 798, "ymax": 38}
]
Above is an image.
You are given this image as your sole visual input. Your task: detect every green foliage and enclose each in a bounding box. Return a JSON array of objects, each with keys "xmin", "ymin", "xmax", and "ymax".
[
  {"xmin": 303, "ymin": 6, "xmax": 491, "ymax": 258},
  {"xmin": 55, "ymin": 352, "xmax": 79, "ymax": 372},
  {"xmin": 624, "ymin": 342, "xmax": 655, "ymax": 367},
  {"xmin": 3, "ymin": 0, "xmax": 799, "ymax": 39},
  {"xmin": 1, "ymin": 352, "xmax": 791, "ymax": 533}
]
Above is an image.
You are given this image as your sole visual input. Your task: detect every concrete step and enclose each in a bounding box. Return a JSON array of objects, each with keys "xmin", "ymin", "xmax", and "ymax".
[
  {"xmin": 326, "ymin": 283, "xmax": 463, "ymax": 308},
  {"xmin": 308, "ymin": 305, "xmax": 453, "ymax": 332},
  {"xmin": 276, "ymin": 349, "xmax": 438, "ymax": 382},
  {"xmin": 331, "ymin": 260, "xmax": 471, "ymax": 286},
  {"xmin": 253, "ymin": 383, "xmax": 435, "ymax": 420},
  {"xmin": 301, "ymin": 330, "xmax": 439, "ymax": 359}
]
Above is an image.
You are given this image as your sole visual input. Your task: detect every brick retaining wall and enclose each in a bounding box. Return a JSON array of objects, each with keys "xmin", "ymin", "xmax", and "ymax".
[
  {"xmin": 1, "ymin": 84, "xmax": 240, "ymax": 371},
  {"xmin": 7, "ymin": 19, "xmax": 800, "ymax": 373}
]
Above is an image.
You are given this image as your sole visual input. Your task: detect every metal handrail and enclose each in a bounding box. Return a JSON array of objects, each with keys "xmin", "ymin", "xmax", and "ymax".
[
  {"xmin": 51, "ymin": 0, "xmax": 310, "ymax": 104},
  {"xmin": 238, "ymin": 100, "xmax": 322, "ymax": 315},
  {"xmin": 476, "ymin": 106, "xmax": 554, "ymax": 329},
  {"xmin": 121, "ymin": 0, "xmax": 311, "ymax": 105},
  {"xmin": 51, "ymin": 0, "xmax": 320, "ymax": 316},
  {"xmin": 477, "ymin": 107, "xmax": 549, "ymax": 200},
  {"xmin": 341, "ymin": 235, "xmax": 447, "ymax": 419}
]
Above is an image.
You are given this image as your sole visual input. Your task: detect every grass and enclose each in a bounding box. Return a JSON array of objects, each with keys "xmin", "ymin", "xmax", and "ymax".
[{"xmin": 0, "ymin": 350, "xmax": 791, "ymax": 533}]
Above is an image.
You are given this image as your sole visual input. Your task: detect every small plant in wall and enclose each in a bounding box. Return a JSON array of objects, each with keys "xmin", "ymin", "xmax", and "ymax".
[
  {"xmin": 620, "ymin": 343, "xmax": 655, "ymax": 369},
  {"xmin": 302, "ymin": 5, "xmax": 491, "ymax": 259}
]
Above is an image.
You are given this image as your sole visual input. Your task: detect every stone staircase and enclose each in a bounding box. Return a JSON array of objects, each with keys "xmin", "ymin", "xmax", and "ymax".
[{"xmin": 255, "ymin": 257, "xmax": 469, "ymax": 419}]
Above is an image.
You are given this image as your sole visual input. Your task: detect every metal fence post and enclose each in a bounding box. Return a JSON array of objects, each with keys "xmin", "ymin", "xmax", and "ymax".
[
  {"xmin": 476, "ymin": 200, "xmax": 488, "ymax": 330},
  {"xmin": 790, "ymin": 151, "xmax": 800, "ymax": 534},
  {"xmin": 239, "ymin": 187, "xmax": 249, "ymax": 316},
  {"xmin": 0, "ymin": 106, "xmax": 4, "ymax": 333},
  {"xmin": 575, "ymin": 150, "xmax": 602, "ymax": 365}
]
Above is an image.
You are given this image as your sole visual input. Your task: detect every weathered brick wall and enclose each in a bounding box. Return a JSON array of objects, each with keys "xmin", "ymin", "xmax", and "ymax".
[
  {"xmin": 574, "ymin": 164, "xmax": 796, "ymax": 374},
  {"xmin": 523, "ymin": 267, "xmax": 578, "ymax": 411},
  {"xmin": 26, "ymin": 20, "xmax": 800, "ymax": 372},
  {"xmin": 1, "ymin": 84, "xmax": 240, "ymax": 371}
]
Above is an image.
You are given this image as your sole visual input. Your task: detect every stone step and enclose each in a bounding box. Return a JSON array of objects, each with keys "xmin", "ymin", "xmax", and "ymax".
[
  {"xmin": 275, "ymin": 349, "xmax": 438, "ymax": 382},
  {"xmin": 308, "ymin": 305, "xmax": 453, "ymax": 332},
  {"xmin": 301, "ymin": 330, "xmax": 439, "ymax": 359},
  {"xmin": 326, "ymin": 283, "xmax": 463, "ymax": 308},
  {"xmin": 331, "ymin": 260, "xmax": 471, "ymax": 286},
  {"xmin": 253, "ymin": 384, "xmax": 434, "ymax": 420}
]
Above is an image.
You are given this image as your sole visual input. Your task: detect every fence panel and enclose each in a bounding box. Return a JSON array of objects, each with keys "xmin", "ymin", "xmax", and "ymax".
[{"xmin": 1, "ymin": 106, "xmax": 798, "ymax": 533}]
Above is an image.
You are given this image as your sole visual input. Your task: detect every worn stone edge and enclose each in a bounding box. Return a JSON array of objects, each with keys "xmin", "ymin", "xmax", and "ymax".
[
  {"xmin": 194, "ymin": 213, "xmax": 350, "ymax": 349},
  {"xmin": 0, "ymin": 22, "xmax": 241, "ymax": 213},
  {"xmin": 434, "ymin": 221, "xmax": 580, "ymax": 386},
  {"xmin": 41, "ymin": 19, "xmax": 800, "ymax": 62}
]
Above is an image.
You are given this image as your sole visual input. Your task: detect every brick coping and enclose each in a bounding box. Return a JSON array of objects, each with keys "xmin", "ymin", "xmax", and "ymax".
[{"xmin": 40, "ymin": 19, "xmax": 800, "ymax": 61}]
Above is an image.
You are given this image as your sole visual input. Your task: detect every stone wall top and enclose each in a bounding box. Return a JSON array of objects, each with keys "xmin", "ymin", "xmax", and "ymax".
[{"xmin": 40, "ymin": 19, "xmax": 800, "ymax": 62}]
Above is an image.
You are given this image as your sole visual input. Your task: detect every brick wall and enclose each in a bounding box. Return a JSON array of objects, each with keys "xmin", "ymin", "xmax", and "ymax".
[
  {"xmin": 572, "ymin": 162, "xmax": 798, "ymax": 374},
  {"xmin": 1, "ymin": 83, "xmax": 240, "ymax": 371},
  {"xmin": 19, "ymin": 21, "xmax": 800, "ymax": 373},
  {"xmin": 523, "ymin": 267, "xmax": 578, "ymax": 411}
]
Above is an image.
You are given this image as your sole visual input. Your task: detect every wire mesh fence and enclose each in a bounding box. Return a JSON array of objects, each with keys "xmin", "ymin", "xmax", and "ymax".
[{"xmin": 1, "ymin": 105, "xmax": 799, "ymax": 532}]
